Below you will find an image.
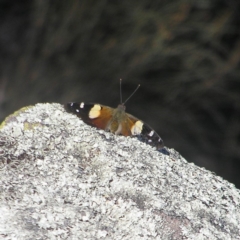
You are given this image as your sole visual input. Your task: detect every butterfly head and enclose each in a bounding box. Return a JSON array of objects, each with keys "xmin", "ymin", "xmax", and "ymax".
[{"xmin": 117, "ymin": 104, "xmax": 126, "ymax": 111}]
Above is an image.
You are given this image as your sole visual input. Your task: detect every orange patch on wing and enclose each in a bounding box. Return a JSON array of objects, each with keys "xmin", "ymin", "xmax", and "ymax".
[
  {"xmin": 119, "ymin": 117, "xmax": 136, "ymax": 136},
  {"xmin": 89, "ymin": 106, "xmax": 113, "ymax": 130}
]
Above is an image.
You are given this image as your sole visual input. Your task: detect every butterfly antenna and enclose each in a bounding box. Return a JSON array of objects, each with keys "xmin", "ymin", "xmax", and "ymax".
[
  {"xmin": 120, "ymin": 79, "xmax": 123, "ymax": 104},
  {"xmin": 123, "ymin": 84, "xmax": 140, "ymax": 105}
]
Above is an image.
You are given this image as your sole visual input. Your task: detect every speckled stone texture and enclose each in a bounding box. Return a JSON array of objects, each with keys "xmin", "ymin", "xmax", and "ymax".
[{"xmin": 0, "ymin": 103, "xmax": 240, "ymax": 239}]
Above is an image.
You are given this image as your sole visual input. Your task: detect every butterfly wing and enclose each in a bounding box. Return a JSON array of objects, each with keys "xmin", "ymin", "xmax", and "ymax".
[
  {"xmin": 126, "ymin": 113, "xmax": 164, "ymax": 150},
  {"xmin": 140, "ymin": 122, "xmax": 164, "ymax": 149},
  {"xmin": 65, "ymin": 102, "xmax": 113, "ymax": 130}
]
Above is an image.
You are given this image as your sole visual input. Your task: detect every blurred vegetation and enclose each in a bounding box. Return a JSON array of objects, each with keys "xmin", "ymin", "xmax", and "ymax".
[{"xmin": 0, "ymin": 0, "xmax": 240, "ymax": 187}]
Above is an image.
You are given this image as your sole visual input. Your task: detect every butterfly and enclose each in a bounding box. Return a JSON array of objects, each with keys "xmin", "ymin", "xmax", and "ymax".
[{"xmin": 65, "ymin": 80, "xmax": 164, "ymax": 150}]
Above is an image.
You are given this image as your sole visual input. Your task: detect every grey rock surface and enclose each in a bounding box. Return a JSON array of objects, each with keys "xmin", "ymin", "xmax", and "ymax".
[{"xmin": 0, "ymin": 103, "xmax": 240, "ymax": 240}]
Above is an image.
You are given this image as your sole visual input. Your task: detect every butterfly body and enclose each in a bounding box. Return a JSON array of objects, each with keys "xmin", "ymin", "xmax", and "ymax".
[{"xmin": 65, "ymin": 102, "xmax": 164, "ymax": 150}]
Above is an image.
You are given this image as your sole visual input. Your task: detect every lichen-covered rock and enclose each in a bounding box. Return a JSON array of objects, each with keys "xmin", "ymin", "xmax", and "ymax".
[{"xmin": 0, "ymin": 103, "xmax": 240, "ymax": 239}]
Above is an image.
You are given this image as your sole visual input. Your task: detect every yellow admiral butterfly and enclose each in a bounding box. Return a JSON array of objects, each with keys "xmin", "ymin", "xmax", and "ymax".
[{"xmin": 65, "ymin": 81, "xmax": 164, "ymax": 150}]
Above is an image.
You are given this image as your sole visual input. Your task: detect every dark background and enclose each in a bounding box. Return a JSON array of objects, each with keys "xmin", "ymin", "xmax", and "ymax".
[{"xmin": 1, "ymin": 0, "xmax": 240, "ymax": 187}]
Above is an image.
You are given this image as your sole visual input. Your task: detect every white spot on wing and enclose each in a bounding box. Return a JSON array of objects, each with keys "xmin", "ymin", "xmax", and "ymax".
[
  {"xmin": 148, "ymin": 130, "xmax": 154, "ymax": 137},
  {"xmin": 76, "ymin": 109, "xmax": 79, "ymax": 112},
  {"xmin": 131, "ymin": 121, "xmax": 143, "ymax": 135},
  {"xmin": 80, "ymin": 102, "xmax": 84, "ymax": 108},
  {"xmin": 89, "ymin": 104, "xmax": 101, "ymax": 119}
]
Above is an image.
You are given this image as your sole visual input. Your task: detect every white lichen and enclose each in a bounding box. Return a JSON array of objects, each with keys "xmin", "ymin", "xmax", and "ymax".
[{"xmin": 0, "ymin": 103, "xmax": 240, "ymax": 239}]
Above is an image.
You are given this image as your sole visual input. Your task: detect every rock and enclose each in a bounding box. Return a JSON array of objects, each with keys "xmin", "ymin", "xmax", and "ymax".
[{"xmin": 0, "ymin": 103, "xmax": 240, "ymax": 239}]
